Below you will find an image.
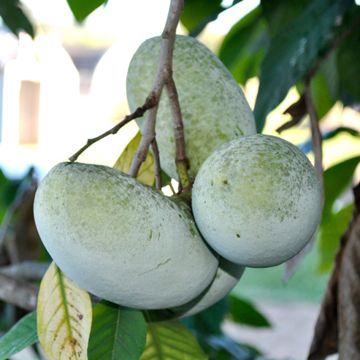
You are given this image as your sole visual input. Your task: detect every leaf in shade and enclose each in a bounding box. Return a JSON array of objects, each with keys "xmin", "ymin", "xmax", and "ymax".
[
  {"xmin": 37, "ymin": 262, "xmax": 92, "ymax": 360},
  {"xmin": 182, "ymin": 297, "xmax": 229, "ymax": 335},
  {"xmin": 337, "ymin": 9, "xmax": 360, "ymax": 101},
  {"xmin": 141, "ymin": 320, "xmax": 207, "ymax": 360},
  {"xmin": 0, "ymin": 312, "xmax": 37, "ymax": 360},
  {"xmin": 113, "ymin": 132, "xmax": 155, "ymax": 187},
  {"xmin": 254, "ymin": 0, "xmax": 353, "ymax": 132},
  {"xmin": 0, "ymin": 0, "xmax": 34, "ymax": 37},
  {"xmin": 88, "ymin": 301, "xmax": 147, "ymax": 360},
  {"xmin": 228, "ymin": 295, "xmax": 271, "ymax": 328},
  {"xmin": 323, "ymin": 156, "xmax": 360, "ymax": 218},
  {"xmin": 318, "ymin": 204, "xmax": 353, "ymax": 273},
  {"xmin": 66, "ymin": 0, "xmax": 107, "ymax": 23},
  {"xmin": 218, "ymin": 6, "xmax": 269, "ymax": 85}
]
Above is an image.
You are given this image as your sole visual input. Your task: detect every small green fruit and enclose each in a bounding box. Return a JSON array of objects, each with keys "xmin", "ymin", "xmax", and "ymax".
[
  {"xmin": 34, "ymin": 163, "xmax": 218, "ymax": 309},
  {"xmin": 192, "ymin": 134, "xmax": 322, "ymax": 267},
  {"xmin": 126, "ymin": 35, "xmax": 256, "ymax": 180}
]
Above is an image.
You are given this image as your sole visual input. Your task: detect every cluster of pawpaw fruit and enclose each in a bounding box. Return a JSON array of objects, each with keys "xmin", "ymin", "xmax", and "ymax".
[{"xmin": 34, "ymin": 36, "xmax": 322, "ymax": 316}]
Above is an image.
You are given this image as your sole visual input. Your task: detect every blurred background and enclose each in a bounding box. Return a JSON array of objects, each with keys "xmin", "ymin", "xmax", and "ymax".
[{"xmin": 0, "ymin": 0, "xmax": 359, "ymax": 359}]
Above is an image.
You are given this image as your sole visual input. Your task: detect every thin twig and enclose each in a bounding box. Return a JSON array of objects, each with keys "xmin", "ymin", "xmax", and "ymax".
[
  {"xmin": 151, "ymin": 139, "xmax": 162, "ymax": 190},
  {"xmin": 166, "ymin": 77, "xmax": 191, "ymax": 191},
  {"xmin": 69, "ymin": 99, "xmax": 157, "ymax": 162},
  {"xmin": 304, "ymin": 79, "xmax": 324, "ymax": 195}
]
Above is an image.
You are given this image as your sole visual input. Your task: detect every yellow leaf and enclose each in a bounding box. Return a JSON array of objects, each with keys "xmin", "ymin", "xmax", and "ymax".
[
  {"xmin": 114, "ymin": 132, "xmax": 155, "ymax": 186},
  {"xmin": 37, "ymin": 262, "xmax": 92, "ymax": 360}
]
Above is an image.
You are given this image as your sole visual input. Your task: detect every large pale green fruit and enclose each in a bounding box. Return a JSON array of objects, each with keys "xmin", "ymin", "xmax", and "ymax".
[
  {"xmin": 192, "ymin": 134, "xmax": 322, "ymax": 267},
  {"xmin": 126, "ymin": 35, "xmax": 256, "ymax": 180},
  {"xmin": 169, "ymin": 258, "xmax": 244, "ymax": 317},
  {"xmin": 34, "ymin": 163, "xmax": 218, "ymax": 309}
]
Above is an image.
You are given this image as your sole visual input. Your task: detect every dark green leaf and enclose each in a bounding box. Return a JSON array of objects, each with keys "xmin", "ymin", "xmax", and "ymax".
[
  {"xmin": 218, "ymin": 6, "xmax": 269, "ymax": 84},
  {"xmin": 0, "ymin": 312, "xmax": 37, "ymax": 360},
  {"xmin": 66, "ymin": 0, "xmax": 107, "ymax": 23},
  {"xmin": 181, "ymin": 0, "xmax": 222, "ymax": 35},
  {"xmin": 182, "ymin": 297, "xmax": 229, "ymax": 335},
  {"xmin": 229, "ymin": 295, "xmax": 271, "ymax": 328},
  {"xmin": 0, "ymin": 0, "xmax": 34, "ymax": 37},
  {"xmin": 338, "ymin": 20, "xmax": 360, "ymax": 101},
  {"xmin": 318, "ymin": 204, "xmax": 353, "ymax": 273},
  {"xmin": 254, "ymin": 0, "xmax": 353, "ymax": 131},
  {"xmin": 88, "ymin": 301, "xmax": 147, "ymax": 360},
  {"xmin": 261, "ymin": 0, "xmax": 311, "ymax": 36},
  {"xmin": 323, "ymin": 156, "xmax": 360, "ymax": 218},
  {"xmin": 181, "ymin": 0, "xmax": 243, "ymax": 36}
]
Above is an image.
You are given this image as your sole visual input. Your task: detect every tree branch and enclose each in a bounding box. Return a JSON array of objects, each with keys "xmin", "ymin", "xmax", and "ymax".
[
  {"xmin": 69, "ymin": 99, "xmax": 156, "ymax": 162},
  {"xmin": 0, "ymin": 273, "xmax": 38, "ymax": 311}
]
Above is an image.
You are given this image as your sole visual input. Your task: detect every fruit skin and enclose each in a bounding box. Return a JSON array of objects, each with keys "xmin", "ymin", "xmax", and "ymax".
[
  {"xmin": 169, "ymin": 257, "xmax": 244, "ymax": 317},
  {"xmin": 126, "ymin": 35, "xmax": 256, "ymax": 180},
  {"xmin": 34, "ymin": 162, "xmax": 218, "ymax": 309},
  {"xmin": 192, "ymin": 134, "xmax": 322, "ymax": 267}
]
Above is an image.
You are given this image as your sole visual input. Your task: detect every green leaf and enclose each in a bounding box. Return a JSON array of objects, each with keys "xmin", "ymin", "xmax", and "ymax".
[
  {"xmin": 141, "ymin": 320, "xmax": 207, "ymax": 360},
  {"xmin": 337, "ymin": 20, "xmax": 360, "ymax": 101},
  {"xmin": 0, "ymin": 312, "xmax": 37, "ymax": 360},
  {"xmin": 181, "ymin": 0, "xmax": 222, "ymax": 35},
  {"xmin": 66, "ymin": 0, "xmax": 107, "ymax": 23},
  {"xmin": 218, "ymin": 6, "xmax": 269, "ymax": 85},
  {"xmin": 254, "ymin": 0, "xmax": 353, "ymax": 131},
  {"xmin": 310, "ymin": 67, "xmax": 336, "ymax": 119},
  {"xmin": 228, "ymin": 295, "xmax": 271, "ymax": 328},
  {"xmin": 323, "ymin": 156, "xmax": 360, "ymax": 218},
  {"xmin": 0, "ymin": 0, "xmax": 34, "ymax": 37},
  {"xmin": 88, "ymin": 301, "xmax": 147, "ymax": 360},
  {"xmin": 182, "ymin": 298, "xmax": 229, "ymax": 335},
  {"xmin": 318, "ymin": 204, "xmax": 353, "ymax": 273},
  {"xmin": 113, "ymin": 132, "xmax": 155, "ymax": 187}
]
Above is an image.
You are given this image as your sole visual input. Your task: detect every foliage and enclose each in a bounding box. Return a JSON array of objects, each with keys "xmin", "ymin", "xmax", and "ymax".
[{"xmin": 0, "ymin": 0, "xmax": 359, "ymax": 359}]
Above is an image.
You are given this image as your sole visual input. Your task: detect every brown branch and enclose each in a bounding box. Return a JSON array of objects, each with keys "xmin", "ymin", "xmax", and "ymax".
[
  {"xmin": 151, "ymin": 139, "xmax": 162, "ymax": 190},
  {"xmin": 0, "ymin": 273, "xmax": 38, "ymax": 311},
  {"xmin": 69, "ymin": 99, "xmax": 156, "ymax": 162},
  {"xmin": 128, "ymin": 0, "xmax": 192, "ymax": 192}
]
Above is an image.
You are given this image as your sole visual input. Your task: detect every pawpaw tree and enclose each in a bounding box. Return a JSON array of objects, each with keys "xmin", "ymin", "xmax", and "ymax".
[{"xmin": 0, "ymin": 0, "xmax": 359, "ymax": 359}]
